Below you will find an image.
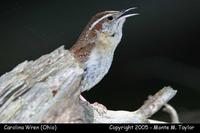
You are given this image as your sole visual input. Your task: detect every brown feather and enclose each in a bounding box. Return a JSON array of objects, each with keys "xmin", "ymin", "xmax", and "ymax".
[
  {"xmin": 69, "ymin": 11, "xmax": 118, "ymax": 64},
  {"xmin": 70, "ymin": 42, "xmax": 95, "ymax": 63}
]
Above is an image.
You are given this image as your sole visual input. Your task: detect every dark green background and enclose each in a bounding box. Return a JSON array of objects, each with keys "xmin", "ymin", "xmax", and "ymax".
[{"xmin": 0, "ymin": 0, "xmax": 200, "ymax": 122}]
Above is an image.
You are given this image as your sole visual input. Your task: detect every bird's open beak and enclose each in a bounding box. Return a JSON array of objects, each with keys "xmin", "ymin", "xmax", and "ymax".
[{"xmin": 118, "ymin": 7, "xmax": 139, "ymax": 20}]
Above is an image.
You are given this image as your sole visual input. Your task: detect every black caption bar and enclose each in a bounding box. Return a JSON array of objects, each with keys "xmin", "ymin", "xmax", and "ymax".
[{"xmin": 0, "ymin": 124, "xmax": 199, "ymax": 132}]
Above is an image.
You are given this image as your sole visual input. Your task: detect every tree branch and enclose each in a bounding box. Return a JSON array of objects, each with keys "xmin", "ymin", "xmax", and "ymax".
[{"xmin": 0, "ymin": 46, "xmax": 178, "ymax": 123}]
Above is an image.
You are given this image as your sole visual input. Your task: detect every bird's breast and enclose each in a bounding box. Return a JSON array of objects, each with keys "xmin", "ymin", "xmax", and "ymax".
[{"xmin": 80, "ymin": 48, "xmax": 114, "ymax": 92}]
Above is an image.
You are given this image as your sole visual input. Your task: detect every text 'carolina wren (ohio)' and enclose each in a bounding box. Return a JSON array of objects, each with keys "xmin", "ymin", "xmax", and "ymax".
[{"xmin": 70, "ymin": 7, "xmax": 138, "ymax": 94}]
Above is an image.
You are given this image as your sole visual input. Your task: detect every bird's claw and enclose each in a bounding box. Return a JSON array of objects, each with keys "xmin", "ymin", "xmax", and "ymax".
[{"xmin": 91, "ymin": 102, "xmax": 107, "ymax": 116}]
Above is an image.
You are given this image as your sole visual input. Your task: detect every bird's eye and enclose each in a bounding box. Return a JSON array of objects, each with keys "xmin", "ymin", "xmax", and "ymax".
[{"xmin": 107, "ymin": 16, "xmax": 113, "ymax": 21}]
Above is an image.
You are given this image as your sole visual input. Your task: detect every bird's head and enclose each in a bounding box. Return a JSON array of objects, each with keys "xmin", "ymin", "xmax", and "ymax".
[
  {"xmin": 71, "ymin": 8, "xmax": 139, "ymax": 63},
  {"xmin": 79, "ymin": 7, "xmax": 138, "ymax": 46}
]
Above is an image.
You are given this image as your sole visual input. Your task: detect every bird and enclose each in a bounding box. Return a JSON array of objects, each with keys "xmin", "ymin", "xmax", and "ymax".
[{"xmin": 69, "ymin": 7, "xmax": 138, "ymax": 101}]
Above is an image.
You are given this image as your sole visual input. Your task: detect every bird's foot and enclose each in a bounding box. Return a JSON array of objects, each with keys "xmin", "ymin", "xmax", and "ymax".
[
  {"xmin": 91, "ymin": 102, "xmax": 107, "ymax": 116},
  {"xmin": 79, "ymin": 95, "xmax": 107, "ymax": 115}
]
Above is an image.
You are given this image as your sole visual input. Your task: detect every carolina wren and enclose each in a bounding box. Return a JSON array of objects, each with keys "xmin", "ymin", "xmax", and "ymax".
[{"xmin": 70, "ymin": 7, "xmax": 138, "ymax": 93}]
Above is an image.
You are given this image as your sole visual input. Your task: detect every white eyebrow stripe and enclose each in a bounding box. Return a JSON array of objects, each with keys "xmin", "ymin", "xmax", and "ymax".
[{"xmin": 89, "ymin": 14, "xmax": 113, "ymax": 30}]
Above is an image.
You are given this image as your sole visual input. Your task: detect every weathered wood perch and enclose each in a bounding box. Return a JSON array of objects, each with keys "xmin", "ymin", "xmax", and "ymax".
[{"xmin": 0, "ymin": 46, "xmax": 178, "ymax": 123}]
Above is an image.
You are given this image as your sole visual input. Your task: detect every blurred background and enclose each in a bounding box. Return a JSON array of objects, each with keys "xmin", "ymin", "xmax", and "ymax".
[{"xmin": 0, "ymin": 0, "xmax": 200, "ymax": 122}]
